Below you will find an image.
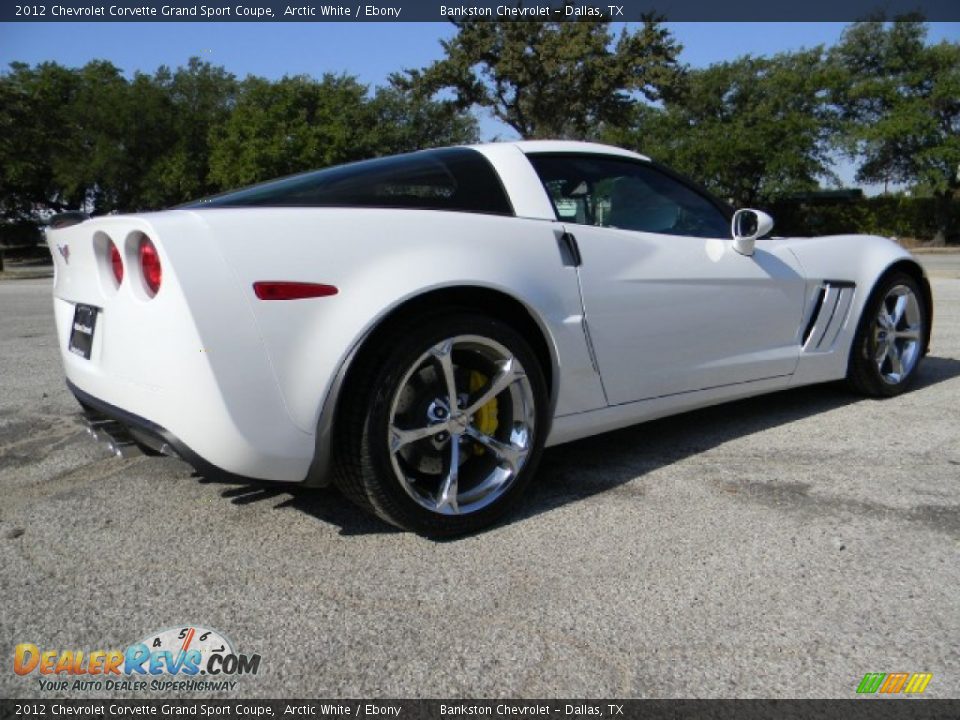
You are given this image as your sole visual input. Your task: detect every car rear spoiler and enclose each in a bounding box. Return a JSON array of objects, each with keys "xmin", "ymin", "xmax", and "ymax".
[{"xmin": 47, "ymin": 211, "xmax": 91, "ymax": 230}]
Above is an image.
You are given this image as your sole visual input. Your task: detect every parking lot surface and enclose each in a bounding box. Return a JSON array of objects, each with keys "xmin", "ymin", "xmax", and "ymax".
[
  {"xmin": 915, "ymin": 249, "xmax": 960, "ymax": 279},
  {"xmin": 1, "ymin": 271, "xmax": 958, "ymax": 699}
]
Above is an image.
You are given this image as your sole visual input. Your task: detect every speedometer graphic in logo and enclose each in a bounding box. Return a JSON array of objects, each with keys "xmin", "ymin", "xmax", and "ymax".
[{"xmin": 138, "ymin": 626, "xmax": 234, "ymax": 670}]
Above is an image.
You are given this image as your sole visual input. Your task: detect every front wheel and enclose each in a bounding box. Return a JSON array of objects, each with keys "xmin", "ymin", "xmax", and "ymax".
[
  {"xmin": 333, "ymin": 312, "xmax": 549, "ymax": 536},
  {"xmin": 847, "ymin": 272, "xmax": 928, "ymax": 397}
]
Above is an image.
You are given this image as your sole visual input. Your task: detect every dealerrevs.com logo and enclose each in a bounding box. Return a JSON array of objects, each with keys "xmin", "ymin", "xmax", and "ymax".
[{"xmin": 14, "ymin": 625, "xmax": 261, "ymax": 693}]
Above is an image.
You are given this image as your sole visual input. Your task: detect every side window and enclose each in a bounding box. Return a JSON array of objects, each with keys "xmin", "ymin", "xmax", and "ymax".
[
  {"xmin": 189, "ymin": 148, "xmax": 513, "ymax": 216},
  {"xmin": 528, "ymin": 154, "xmax": 730, "ymax": 239}
]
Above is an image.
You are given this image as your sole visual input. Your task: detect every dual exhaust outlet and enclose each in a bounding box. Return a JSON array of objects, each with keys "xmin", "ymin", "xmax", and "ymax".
[
  {"xmin": 81, "ymin": 416, "xmax": 141, "ymax": 458},
  {"xmin": 79, "ymin": 414, "xmax": 177, "ymax": 460}
]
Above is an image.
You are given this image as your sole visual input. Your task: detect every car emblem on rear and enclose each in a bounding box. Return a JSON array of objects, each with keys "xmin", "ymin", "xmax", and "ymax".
[{"xmin": 57, "ymin": 244, "xmax": 70, "ymax": 263}]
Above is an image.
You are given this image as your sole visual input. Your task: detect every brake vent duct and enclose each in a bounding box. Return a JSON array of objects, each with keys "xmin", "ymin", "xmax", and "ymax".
[{"xmin": 802, "ymin": 281, "xmax": 856, "ymax": 352}]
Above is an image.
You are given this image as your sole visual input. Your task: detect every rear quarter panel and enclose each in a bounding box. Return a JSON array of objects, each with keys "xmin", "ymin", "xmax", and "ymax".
[{"xmin": 191, "ymin": 207, "xmax": 606, "ymax": 436}]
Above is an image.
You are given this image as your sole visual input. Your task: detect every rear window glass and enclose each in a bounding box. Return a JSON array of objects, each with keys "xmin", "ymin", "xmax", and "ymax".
[{"xmin": 188, "ymin": 147, "xmax": 513, "ymax": 216}]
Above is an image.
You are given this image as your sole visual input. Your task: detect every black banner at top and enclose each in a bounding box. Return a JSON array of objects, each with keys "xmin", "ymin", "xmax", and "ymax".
[{"xmin": 3, "ymin": 0, "xmax": 959, "ymax": 22}]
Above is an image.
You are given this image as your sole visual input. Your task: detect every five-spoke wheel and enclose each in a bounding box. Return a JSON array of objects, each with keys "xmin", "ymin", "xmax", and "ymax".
[
  {"xmin": 849, "ymin": 272, "xmax": 928, "ymax": 397},
  {"xmin": 872, "ymin": 284, "xmax": 923, "ymax": 385},
  {"xmin": 333, "ymin": 312, "xmax": 548, "ymax": 536},
  {"xmin": 388, "ymin": 335, "xmax": 536, "ymax": 516}
]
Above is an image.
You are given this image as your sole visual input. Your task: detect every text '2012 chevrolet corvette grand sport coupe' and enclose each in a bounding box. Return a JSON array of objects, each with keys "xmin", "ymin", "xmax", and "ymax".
[{"xmin": 46, "ymin": 141, "xmax": 933, "ymax": 536}]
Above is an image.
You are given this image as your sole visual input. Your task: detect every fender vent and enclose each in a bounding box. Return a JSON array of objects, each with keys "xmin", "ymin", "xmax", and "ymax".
[{"xmin": 802, "ymin": 281, "xmax": 856, "ymax": 352}]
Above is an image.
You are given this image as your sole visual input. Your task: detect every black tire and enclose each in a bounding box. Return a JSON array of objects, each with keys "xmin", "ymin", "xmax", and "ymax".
[
  {"xmin": 332, "ymin": 311, "xmax": 549, "ymax": 537},
  {"xmin": 847, "ymin": 272, "xmax": 928, "ymax": 397}
]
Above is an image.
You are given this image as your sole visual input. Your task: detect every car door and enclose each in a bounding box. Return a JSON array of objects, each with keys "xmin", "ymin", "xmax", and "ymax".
[{"xmin": 527, "ymin": 153, "xmax": 807, "ymax": 405}]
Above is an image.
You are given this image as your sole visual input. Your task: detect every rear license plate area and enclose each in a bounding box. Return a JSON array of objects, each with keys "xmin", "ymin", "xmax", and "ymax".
[{"xmin": 68, "ymin": 303, "xmax": 98, "ymax": 360}]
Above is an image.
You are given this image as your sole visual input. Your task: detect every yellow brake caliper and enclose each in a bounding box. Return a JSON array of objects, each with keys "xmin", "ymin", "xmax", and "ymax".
[{"xmin": 469, "ymin": 371, "xmax": 499, "ymax": 455}]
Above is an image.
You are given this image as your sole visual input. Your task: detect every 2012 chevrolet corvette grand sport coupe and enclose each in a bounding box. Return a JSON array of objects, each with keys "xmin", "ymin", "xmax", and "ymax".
[{"xmin": 46, "ymin": 141, "xmax": 932, "ymax": 536}]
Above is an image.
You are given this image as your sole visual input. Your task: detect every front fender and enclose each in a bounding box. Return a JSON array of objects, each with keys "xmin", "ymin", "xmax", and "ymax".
[{"xmin": 779, "ymin": 234, "xmax": 928, "ymax": 385}]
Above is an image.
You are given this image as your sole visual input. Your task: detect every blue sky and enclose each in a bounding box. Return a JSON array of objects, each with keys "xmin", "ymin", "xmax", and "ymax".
[
  {"xmin": 1, "ymin": 21, "xmax": 958, "ymax": 186},
  {"xmin": 4, "ymin": 21, "xmax": 957, "ymax": 88}
]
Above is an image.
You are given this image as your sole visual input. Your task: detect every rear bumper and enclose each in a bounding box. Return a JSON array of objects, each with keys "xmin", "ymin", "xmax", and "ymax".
[
  {"xmin": 47, "ymin": 210, "xmax": 318, "ymax": 482},
  {"xmin": 68, "ymin": 379, "xmax": 273, "ymax": 485},
  {"xmin": 55, "ymin": 292, "xmax": 315, "ymax": 482}
]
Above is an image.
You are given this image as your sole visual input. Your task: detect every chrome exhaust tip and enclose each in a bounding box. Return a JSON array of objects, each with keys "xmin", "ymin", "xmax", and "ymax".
[
  {"xmin": 106, "ymin": 439, "xmax": 140, "ymax": 458},
  {"xmin": 157, "ymin": 442, "xmax": 180, "ymax": 459},
  {"xmin": 79, "ymin": 414, "xmax": 143, "ymax": 458}
]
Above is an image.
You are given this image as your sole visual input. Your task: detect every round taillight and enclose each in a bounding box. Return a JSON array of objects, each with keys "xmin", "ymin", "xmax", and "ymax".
[
  {"xmin": 109, "ymin": 242, "xmax": 123, "ymax": 285},
  {"xmin": 139, "ymin": 237, "xmax": 162, "ymax": 296}
]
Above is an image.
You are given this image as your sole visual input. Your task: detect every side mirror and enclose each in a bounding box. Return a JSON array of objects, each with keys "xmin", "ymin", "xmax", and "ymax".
[{"xmin": 731, "ymin": 209, "xmax": 774, "ymax": 256}]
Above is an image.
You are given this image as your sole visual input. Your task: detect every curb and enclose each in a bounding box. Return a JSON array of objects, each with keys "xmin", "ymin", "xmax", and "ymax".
[{"xmin": 0, "ymin": 271, "xmax": 54, "ymax": 281}]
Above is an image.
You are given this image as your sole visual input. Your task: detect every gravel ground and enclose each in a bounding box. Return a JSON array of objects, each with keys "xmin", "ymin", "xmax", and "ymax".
[{"xmin": 1, "ymin": 270, "xmax": 958, "ymax": 700}]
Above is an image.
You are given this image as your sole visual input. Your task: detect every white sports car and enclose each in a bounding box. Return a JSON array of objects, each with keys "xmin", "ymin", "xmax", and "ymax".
[{"xmin": 46, "ymin": 141, "xmax": 932, "ymax": 536}]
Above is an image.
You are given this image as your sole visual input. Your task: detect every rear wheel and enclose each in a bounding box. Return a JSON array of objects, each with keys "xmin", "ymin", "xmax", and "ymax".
[
  {"xmin": 332, "ymin": 312, "xmax": 548, "ymax": 536},
  {"xmin": 847, "ymin": 272, "xmax": 927, "ymax": 397}
]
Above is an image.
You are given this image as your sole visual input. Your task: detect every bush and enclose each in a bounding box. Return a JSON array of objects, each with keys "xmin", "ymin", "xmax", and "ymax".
[
  {"xmin": 0, "ymin": 221, "xmax": 43, "ymax": 248},
  {"xmin": 0, "ymin": 222, "xmax": 47, "ymax": 269},
  {"xmin": 767, "ymin": 196, "xmax": 960, "ymax": 245}
]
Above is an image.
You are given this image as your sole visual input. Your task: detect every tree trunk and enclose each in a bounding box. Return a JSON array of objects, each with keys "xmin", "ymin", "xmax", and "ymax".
[{"xmin": 931, "ymin": 191, "xmax": 951, "ymax": 247}]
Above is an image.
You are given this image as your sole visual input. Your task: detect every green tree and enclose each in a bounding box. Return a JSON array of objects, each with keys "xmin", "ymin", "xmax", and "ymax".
[
  {"xmin": 0, "ymin": 59, "xmax": 212, "ymax": 217},
  {"xmin": 608, "ymin": 48, "xmax": 838, "ymax": 207},
  {"xmin": 208, "ymin": 72, "xmax": 477, "ymax": 188},
  {"xmin": 409, "ymin": 14, "xmax": 684, "ymax": 139},
  {"xmin": 831, "ymin": 20, "xmax": 960, "ymax": 243},
  {"xmin": 115, "ymin": 69, "xmax": 180, "ymax": 209},
  {"xmin": 148, "ymin": 58, "xmax": 237, "ymax": 204},
  {"xmin": 0, "ymin": 61, "xmax": 80, "ymax": 220},
  {"xmin": 208, "ymin": 73, "xmax": 374, "ymax": 188},
  {"xmin": 369, "ymin": 74, "xmax": 478, "ymax": 154},
  {"xmin": 51, "ymin": 60, "xmax": 134, "ymax": 213}
]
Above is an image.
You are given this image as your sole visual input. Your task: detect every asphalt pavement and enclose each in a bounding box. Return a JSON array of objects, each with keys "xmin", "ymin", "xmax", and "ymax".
[
  {"xmin": 1, "ymin": 269, "xmax": 958, "ymax": 699},
  {"xmin": 915, "ymin": 249, "xmax": 960, "ymax": 279}
]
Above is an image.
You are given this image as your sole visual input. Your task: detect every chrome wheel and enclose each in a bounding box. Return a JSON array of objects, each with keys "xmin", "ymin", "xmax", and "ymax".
[
  {"xmin": 387, "ymin": 335, "xmax": 536, "ymax": 516},
  {"xmin": 873, "ymin": 284, "xmax": 922, "ymax": 385}
]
